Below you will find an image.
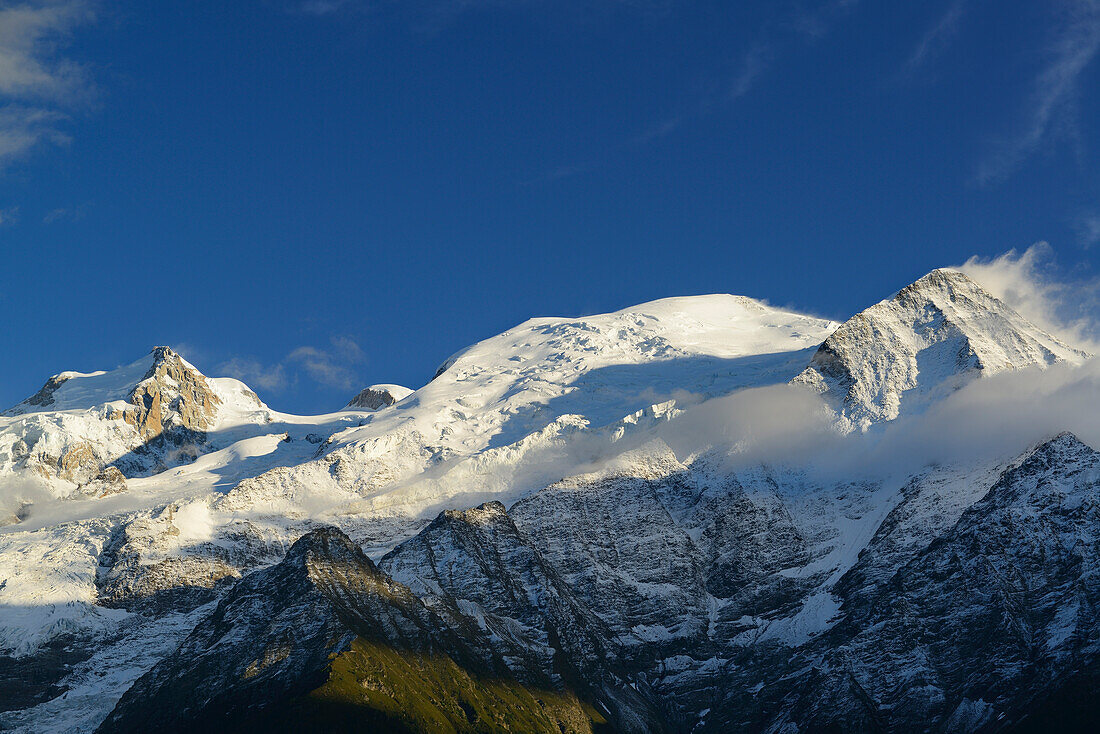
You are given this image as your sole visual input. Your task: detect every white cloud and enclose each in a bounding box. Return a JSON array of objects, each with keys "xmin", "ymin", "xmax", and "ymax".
[
  {"xmin": 904, "ymin": 0, "xmax": 965, "ymax": 72},
  {"xmin": 0, "ymin": 105, "xmax": 68, "ymax": 162},
  {"xmin": 287, "ymin": 336, "xmax": 366, "ymax": 390},
  {"xmin": 955, "ymin": 243, "xmax": 1100, "ymax": 351},
  {"xmin": 646, "ymin": 359, "xmax": 1100, "ymax": 487},
  {"xmin": 216, "ymin": 357, "xmax": 289, "ymax": 393},
  {"xmin": 526, "ymin": 355, "xmax": 1100, "ymax": 498},
  {"xmin": 0, "ymin": 1, "xmax": 94, "ymax": 168},
  {"xmin": 0, "ymin": 1, "xmax": 92, "ymax": 99},
  {"xmin": 218, "ymin": 336, "xmax": 367, "ymax": 396},
  {"xmin": 976, "ymin": 1, "xmax": 1100, "ymax": 184},
  {"xmin": 854, "ymin": 359, "xmax": 1100, "ymax": 474}
]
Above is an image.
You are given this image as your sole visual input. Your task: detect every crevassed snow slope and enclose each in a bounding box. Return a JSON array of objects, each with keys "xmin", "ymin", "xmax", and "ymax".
[
  {"xmin": 367, "ymin": 294, "xmax": 838, "ymax": 451},
  {"xmin": 220, "ymin": 295, "xmax": 841, "ymax": 520}
]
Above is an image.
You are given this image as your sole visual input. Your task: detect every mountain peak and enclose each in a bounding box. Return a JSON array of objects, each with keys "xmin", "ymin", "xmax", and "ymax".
[
  {"xmin": 123, "ymin": 347, "xmax": 223, "ymax": 441},
  {"xmin": 146, "ymin": 346, "xmax": 184, "ymax": 372},
  {"xmin": 893, "ymin": 268, "xmax": 1000, "ymax": 310},
  {"xmin": 149, "ymin": 345, "xmax": 176, "ymax": 361},
  {"xmin": 794, "ymin": 268, "xmax": 1088, "ymax": 430},
  {"xmin": 0, "ymin": 346, "xmax": 259, "ymax": 493},
  {"xmin": 5, "ymin": 346, "xmax": 203, "ymax": 417},
  {"xmin": 283, "ymin": 525, "xmax": 372, "ymax": 570},
  {"xmin": 905, "ymin": 267, "xmax": 974, "ymax": 288},
  {"xmin": 1026, "ymin": 431, "xmax": 1094, "ymax": 465}
]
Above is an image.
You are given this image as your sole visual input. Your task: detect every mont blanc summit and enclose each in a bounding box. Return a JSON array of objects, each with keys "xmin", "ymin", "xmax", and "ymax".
[{"xmin": 2, "ymin": 269, "xmax": 1099, "ymax": 733}]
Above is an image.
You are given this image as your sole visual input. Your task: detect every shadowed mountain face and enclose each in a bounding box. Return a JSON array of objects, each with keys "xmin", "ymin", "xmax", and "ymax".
[
  {"xmin": 94, "ymin": 432, "xmax": 1100, "ymax": 733},
  {"xmin": 97, "ymin": 526, "xmax": 614, "ymax": 734},
  {"xmin": 4, "ymin": 269, "xmax": 1100, "ymax": 733},
  {"xmin": 692, "ymin": 432, "xmax": 1100, "ymax": 732}
]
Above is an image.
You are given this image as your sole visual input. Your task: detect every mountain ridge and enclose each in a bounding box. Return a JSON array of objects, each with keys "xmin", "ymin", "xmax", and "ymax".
[{"xmin": 1, "ymin": 268, "xmax": 1098, "ymax": 733}]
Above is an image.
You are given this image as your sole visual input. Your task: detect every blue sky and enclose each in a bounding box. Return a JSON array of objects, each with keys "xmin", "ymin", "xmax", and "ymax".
[{"xmin": 1, "ymin": 0, "xmax": 1099, "ymax": 413}]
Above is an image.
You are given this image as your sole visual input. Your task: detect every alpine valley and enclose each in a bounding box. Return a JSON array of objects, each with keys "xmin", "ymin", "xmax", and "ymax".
[{"xmin": 3, "ymin": 268, "xmax": 1100, "ymax": 733}]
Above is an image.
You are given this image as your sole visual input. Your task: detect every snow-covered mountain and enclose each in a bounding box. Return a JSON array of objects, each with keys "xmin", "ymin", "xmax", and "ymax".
[
  {"xmin": 794, "ymin": 269, "xmax": 1087, "ymax": 431},
  {"xmin": 0, "ymin": 346, "xmax": 269, "ymax": 508},
  {"xmin": 1, "ymin": 269, "xmax": 1098, "ymax": 732}
]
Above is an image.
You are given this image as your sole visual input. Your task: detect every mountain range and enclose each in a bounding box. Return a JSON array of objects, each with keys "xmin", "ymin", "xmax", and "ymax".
[{"xmin": 1, "ymin": 268, "xmax": 1098, "ymax": 732}]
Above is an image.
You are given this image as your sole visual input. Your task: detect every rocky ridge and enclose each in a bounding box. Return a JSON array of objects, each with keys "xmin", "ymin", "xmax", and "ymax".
[
  {"xmin": 1, "ymin": 270, "xmax": 1099, "ymax": 732},
  {"xmin": 98, "ymin": 526, "xmax": 615, "ymax": 734}
]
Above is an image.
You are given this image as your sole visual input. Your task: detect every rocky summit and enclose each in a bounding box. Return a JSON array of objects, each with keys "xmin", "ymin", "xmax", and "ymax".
[{"xmin": 2, "ymin": 269, "xmax": 1100, "ymax": 732}]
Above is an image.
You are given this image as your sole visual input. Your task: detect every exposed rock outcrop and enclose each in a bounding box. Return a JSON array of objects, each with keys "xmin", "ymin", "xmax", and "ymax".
[
  {"xmin": 346, "ymin": 384, "xmax": 413, "ymax": 411},
  {"xmin": 118, "ymin": 347, "xmax": 222, "ymax": 441}
]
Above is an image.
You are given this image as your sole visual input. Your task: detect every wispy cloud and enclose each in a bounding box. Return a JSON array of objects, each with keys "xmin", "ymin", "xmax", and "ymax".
[
  {"xmin": 294, "ymin": 0, "xmax": 673, "ymax": 20},
  {"xmin": 286, "ymin": 335, "xmax": 366, "ymax": 390},
  {"xmin": 41, "ymin": 202, "xmax": 87, "ymax": 223},
  {"xmin": 1076, "ymin": 210, "xmax": 1100, "ymax": 249},
  {"xmin": 0, "ymin": 205, "xmax": 18, "ymax": 225},
  {"xmin": 0, "ymin": 105, "xmax": 67, "ymax": 160},
  {"xmin": 975, "ymin": 1, "xmax": 1100, "ymax": 185},
  {"xmin": 534, "ymin": 0, "xmax": 861, "ymax": 182},
  {"xmin": 955, "ymin": 242, "xmax": 1100, "ymax": 351},
  {"xmin": 730, "ymin": 40, "xmax": 774, "ymax": 100},
  {"xmin": 298, "ymin": 0, "xmax": 354, "ymax": 15},
  {"xmin": 217, "ymin": 336, "xmax": 368, "ymax": 396},
  {"xmin": 790, "ymin": 0, "xmax": 860, "ymax": 40},
  {"xmin": 0, "ymin": 1, "xmax": 92, "ymax": 100},
  {"xmin": 626, "ymin": 114, "xmax": 684, "ymax": 146},
  {"xmin": 729, "ymin": 0, "xmax": 857, "ymax": 99},
  {"xmin": 217, "ymin": 357, "xmax": 290, "ymax": 393},
  {"xmin": 904, "ymin": 0, "xmax": 965, "ymax": 72},
  {"xmin": 0, "ymin": 0, "xmax": 95, "ymax": 168}
]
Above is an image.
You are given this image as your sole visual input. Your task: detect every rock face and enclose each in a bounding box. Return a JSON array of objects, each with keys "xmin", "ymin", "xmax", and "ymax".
[
  {"xmin": 794, "ymin": 269, "xmax": 1087, "ymax": 430},
  {"xmin": 346, "ymin": 384, "xmax": 413, "ymax": 410},
  {"xmin": 116, "ymin": 346, "xmax": 222, "ymax": 442},
  {"xmin": 510, "ymin": 447, "xmax": 711, "ymax": 658},
  {"xmin": 95, "ymin": 507, "xmax": 243, "ymax": 615},
  {"xmin": 707, "ymin": 432, "xmax": 1100, "ymax": 732},
  {"xmin": 383, "ymin": 434, "xmax": 1100, "ymax": 731},
  {"xmin": 98, "ymin": 527, "xmax": 610, "ymax": 734},
  {"xmin": 4, "ymin": 374, "xmax": 79, "ymax": 414},
  {"xmin": 98, "ymin": 432, "xmax": 1100, "ymax": 732},
  {"xmin": 79, "ymin": 466, "xmax": 127, "ymax": 497},
  {"xmin": 380, "ymin": 501, "xmax": 659, "ymax": 731}
]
